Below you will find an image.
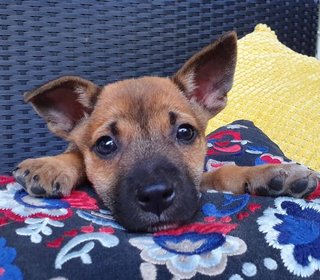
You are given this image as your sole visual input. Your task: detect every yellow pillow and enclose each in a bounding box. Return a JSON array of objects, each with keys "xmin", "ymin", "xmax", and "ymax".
[{"xmin": 207, "ymin": 24, "xmax": 320, "ymax": 171}]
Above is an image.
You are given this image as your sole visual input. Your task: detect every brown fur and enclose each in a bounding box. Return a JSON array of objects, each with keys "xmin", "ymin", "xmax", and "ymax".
[
  {"xmin": 13, "ymin": 32, "xmax": 319, "ymax": 232},
  {"xmin": 69, "ymin": 77, "xmax": 207, "ymax": 208}
]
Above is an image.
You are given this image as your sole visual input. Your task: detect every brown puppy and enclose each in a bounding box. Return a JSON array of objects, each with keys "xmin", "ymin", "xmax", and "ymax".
[{"xmin": 13, "ymin": 32, "xmax": 318, "ymax": 232}]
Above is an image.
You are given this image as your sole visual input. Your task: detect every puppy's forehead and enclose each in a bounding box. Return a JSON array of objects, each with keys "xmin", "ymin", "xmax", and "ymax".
[{"xmin": 94, "ymin": 77, "xmax": 194, "ymax": 120}]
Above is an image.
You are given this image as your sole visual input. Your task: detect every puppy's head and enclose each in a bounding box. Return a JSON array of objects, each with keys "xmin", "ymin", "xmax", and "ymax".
[{"xmin": 25, "ymin": 32, "xmax": 237, "ymax": 231}]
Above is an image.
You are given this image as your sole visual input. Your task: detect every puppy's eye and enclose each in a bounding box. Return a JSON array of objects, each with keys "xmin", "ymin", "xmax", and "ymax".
[
  {"xmin": 176, "ymin": 124, "xmax": 197, "ymax": 143},
  {"xmin": 95, "ymin": 136, "xmax": 117, "ymax": 157}
]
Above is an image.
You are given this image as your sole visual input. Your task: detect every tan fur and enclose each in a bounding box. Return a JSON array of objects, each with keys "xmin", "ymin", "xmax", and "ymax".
[
  {"xmin": 70, "ymin": 77, "xmax": 208, "ymax": 206},
  {"xmin": 13, "ymin": 32, "xmax": 318, "ymax": 231}
]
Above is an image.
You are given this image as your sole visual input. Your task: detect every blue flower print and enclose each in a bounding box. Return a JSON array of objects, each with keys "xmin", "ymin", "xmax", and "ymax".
[
  {"xmin": 258, "ymin": 197, "xmax": 320, "ymax": 277},
  {"xmin": 0, "ymin": 237, "xmax": 23, "ymax": 280},
  {"xmin": 77, "ymin": 209, "xmax": 125, "ymax": 230},
  {"xmin": 202, "ymin": 194, "xmax": 250, "ymax": 218},
  {"xmin": 130, "ymin": 222, "xmax": 246, "ymax": 279}
]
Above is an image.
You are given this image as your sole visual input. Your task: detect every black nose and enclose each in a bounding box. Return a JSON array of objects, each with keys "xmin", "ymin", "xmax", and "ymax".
[{"xmin": 137, "ymin": 183, "xmax": 175, "ymax": 216}]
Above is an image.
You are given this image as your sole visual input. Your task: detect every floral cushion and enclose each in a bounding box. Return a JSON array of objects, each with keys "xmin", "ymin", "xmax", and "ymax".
[{"xmin": 1, "ymin": 120, "xmax": 319, "ymax": 280}]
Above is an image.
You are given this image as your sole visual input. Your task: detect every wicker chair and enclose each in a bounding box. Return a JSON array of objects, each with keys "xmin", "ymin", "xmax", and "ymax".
[{"xmin": 0, "ymin": 0, "xmax": 317, "ymax": 172}]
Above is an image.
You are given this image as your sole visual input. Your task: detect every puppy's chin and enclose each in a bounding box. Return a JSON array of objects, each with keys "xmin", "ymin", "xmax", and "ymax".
[
  {"xmin": 114, "ymin": 206, "xmax": 199, "ymax": 233},
  {"xmin": 146, "ymin": 222, "xmax": 181, "ymax": 233}
]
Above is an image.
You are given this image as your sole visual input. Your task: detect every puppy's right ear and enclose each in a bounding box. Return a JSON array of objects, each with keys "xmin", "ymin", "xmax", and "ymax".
[
  {"xmin": 172, "ymin": 32, "xmax": 237, "ymax": 118},
  {"xmin": 24, "ymin": 76, "xmax": 100, "ymax": 139}
]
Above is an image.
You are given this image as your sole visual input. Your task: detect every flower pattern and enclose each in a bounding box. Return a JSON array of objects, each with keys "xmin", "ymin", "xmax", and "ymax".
[
  {"xmin": 202, "ymin": 194, "xmax": 250, "ymax": 218},
  {"xmin": 0, "ymin": 182, "xmax": 98, "ymax": 222},
  {"xmin": 258, "ymin": 197, "xmax": 320, "ymax": 277},
  {"xmin": 255, "ymin": 153, "xmax": 285, "ymax": 166},
  {"xmin": 55, "ymin": 232, "xmax": 119, "ymax": 269},
  {"xmin": 76, "ymin": 209, "xmax": 125, "ymax": 230},
  {"xmin": 0, "ymin": 237, "xmax": 23, "ymax": 280},
  {"xmin": 0, "ymin": 182, "xmax": 99, "ymax": 244},
  {"xmin": 207, "ymin": 130, "xmax": 244, "ymax": 156},
  {"xmin": 130, "ymin": 222, "xmax": 247, "ymax": 279}
]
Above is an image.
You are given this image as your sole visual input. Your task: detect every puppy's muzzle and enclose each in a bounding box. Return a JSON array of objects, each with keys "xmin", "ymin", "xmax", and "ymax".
[
  {"xmin": 137, "ymin": 183, "xmax": 175, "ymax": 216},
  {"xmin": 113, "ymin": 156, "xmax": 199, "ymax": 232}
]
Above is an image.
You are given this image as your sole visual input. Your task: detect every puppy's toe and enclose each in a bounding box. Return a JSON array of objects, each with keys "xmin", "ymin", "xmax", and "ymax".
[
  {"xmin": 30, "ymin": 185, "xmax": 47, "ymax": 196},
  {"xmin": 250, "ymin": 168, "xmax": 288, "ymax": 196},
  {"xmin": 288, "ymin": 176, "xmax": 318, "ymax": 197},
  {"xmin": 267, "ymin": 170, "xmax": 288, "ymax": 192},
  {"xmin": 249, "ymin": 163, "xmax": 319, "ymax": 198},
  {"xmin": 290, "ymin": 178, "xmax": 309, "ymax": 193}
]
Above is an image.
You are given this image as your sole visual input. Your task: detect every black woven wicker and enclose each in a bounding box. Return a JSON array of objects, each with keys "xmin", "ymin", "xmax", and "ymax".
[{"xmin": 0, "ymin": 0, "xmax": 318, "ymax": 172}]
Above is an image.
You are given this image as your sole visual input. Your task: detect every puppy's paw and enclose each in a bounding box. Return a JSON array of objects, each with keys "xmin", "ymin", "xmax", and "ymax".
[
  {"xmin": 246, "ymin": 163, "xmax": 319, "ymax": 198},
  {"xmin": 12, "ymin": 156, "xmax": 79, "ymax": 198}
]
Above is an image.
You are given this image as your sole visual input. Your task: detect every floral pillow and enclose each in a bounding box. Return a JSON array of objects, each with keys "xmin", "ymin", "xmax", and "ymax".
[{"xmin": 0, "ymin": 120, "xmax": 319, "ymax": 280}]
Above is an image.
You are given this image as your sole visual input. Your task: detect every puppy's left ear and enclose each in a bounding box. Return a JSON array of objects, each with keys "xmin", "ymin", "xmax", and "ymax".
[{"xmin": 172, "ymin": 32, "xmax": 237, "ymax": 117}]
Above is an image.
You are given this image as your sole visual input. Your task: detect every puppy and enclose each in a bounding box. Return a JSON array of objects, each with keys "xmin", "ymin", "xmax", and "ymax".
[{"xmin": 13, "ymin": 32, "xmax": 318, "ymax": 232}]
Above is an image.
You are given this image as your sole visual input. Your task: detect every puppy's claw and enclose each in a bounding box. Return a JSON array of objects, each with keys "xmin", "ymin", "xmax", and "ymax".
[
  {"xmin": 32, "ymin": 175, "xmax": 39, "ymax": 181},
  {"xmin": 51, "ymin": 182, "xmax": 63, "ymax": 198},
  {"xmin": 12, "ymin": 167, "xmax": 20, "ymax": 174}
]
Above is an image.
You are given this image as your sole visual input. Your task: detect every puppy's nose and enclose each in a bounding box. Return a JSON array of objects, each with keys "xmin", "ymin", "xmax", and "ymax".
[{"xmin": 137, "ymin": 183, "xmax": 175, "ymax": 216}]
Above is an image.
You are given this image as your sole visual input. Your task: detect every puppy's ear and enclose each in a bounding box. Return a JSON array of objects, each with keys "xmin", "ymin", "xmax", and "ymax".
[
  {"xmin": 172, "ymin": 32, "xmax": 237, "ymax": 117},
  {"xmin": 24, "ymin": 76, "xmax": 100, "ymax": 139}
]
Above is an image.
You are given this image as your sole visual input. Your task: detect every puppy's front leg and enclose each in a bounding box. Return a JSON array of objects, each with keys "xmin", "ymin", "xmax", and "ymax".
[
  {"xmin": 201, "ymin": 164, "xmax": 319, "ymax": 198},
  {"xmin": 13, "ymin": 150, "xmax": 85, "ymax": 197}
]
